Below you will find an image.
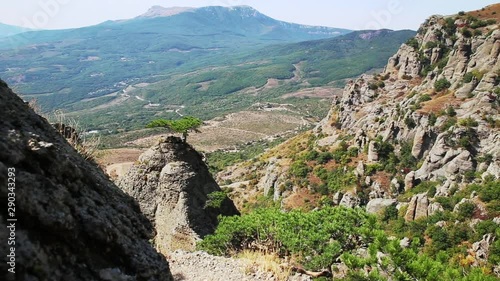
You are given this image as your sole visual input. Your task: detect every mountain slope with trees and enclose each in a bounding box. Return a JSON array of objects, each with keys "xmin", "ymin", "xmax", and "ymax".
[{"xmin": 210, "ymin": 5, "xmax": 500, "ymax": 280}]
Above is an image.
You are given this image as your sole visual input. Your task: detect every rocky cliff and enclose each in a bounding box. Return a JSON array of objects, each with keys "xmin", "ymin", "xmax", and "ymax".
[
  {"xmin": 316, "ymin": 11, "xmax": 500, "ymax": 196},
  {"xmin": 214, "ymin": 8, "xmax": 500, "ymax": 279},
  {"xmin": 0, "ymin": 80, "xmax": 173, "ymax": 280},
  {"xmin": 118, "ymin": 137, "xmax": 239, "ymax": 254},
  {"xmin": 219, "ymin": 5, "xmax": 500, "ymax": 236}
]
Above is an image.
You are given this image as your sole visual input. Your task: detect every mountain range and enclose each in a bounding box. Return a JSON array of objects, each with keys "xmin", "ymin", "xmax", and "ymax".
[{"xmin": 0, "ymin": 5, "xmax": 414, "ymax": 133}]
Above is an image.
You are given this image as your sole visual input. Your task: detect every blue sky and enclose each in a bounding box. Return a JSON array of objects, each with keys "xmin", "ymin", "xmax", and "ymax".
[{"xmin": 2, "ymin": 0, "xmax": 499, "ymax": 30}]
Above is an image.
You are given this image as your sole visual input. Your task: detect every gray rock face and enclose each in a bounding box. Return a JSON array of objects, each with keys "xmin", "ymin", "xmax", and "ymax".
[
  {"xmin": 472, "ymin": 234, "xmax": 496, "ymax": 266},
  {"xmin": 405, "ymin": 193, "xmax": 429, "ymax": 221},
  {"xmin": 339, "ymin": 192, "xmax": 361, "ymax": 208},
  {"xmin": 404, "ymin": 171, "xmax": 416, "ymax": 191},
  {"xmin": 368, "ymin": 141, "xmax": 379, "ymax": 162},
  {"xmin": 366, "ymin": 199, "xmax": 397, "ymax": 214},
  {"xmin": 0, "ymin": 81, "xmax": 173, "ymax": 281},
  {"xmin": 118, "ymin": 136, "xmax": 240, "ymax": 254},
  {"xmin": 258, "ymin": 157, "xmax": 285, "ymax": 201},
  {"xmin": 386, "ymin": 44, "xmax": 421, "ymax": 79}
]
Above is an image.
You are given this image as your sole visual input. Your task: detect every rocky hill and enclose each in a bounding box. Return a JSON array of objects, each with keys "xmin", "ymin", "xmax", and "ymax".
[
  {"xmin": 215, "ymin": 7, "xmax": 500, "ymax": 279},
  {"xmin": 0, "ymin": 80, "xmax": 173, "ymax": 280},
  {"xmin": 118, "ymin": 136, "xmax": 240, "ymax": 255}
]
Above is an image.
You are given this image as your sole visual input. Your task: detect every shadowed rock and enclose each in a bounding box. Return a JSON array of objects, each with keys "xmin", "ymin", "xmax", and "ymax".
[{"xmin": 0, "ymin": 80, "xmax": 173, "ymax": 280}]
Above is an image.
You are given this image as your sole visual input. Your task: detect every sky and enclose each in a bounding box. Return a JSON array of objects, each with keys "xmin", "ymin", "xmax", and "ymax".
[{"xmin": 2, "ymin": 0, "xmax": 500, "ymax": 31}]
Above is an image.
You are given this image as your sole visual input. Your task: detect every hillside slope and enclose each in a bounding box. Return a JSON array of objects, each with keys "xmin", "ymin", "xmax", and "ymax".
[{"xmin": 214, "ymin": 7, "xmax": 500, "ymax": 280}]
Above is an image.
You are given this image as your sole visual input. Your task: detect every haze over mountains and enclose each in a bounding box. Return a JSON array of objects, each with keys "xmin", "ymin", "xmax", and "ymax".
[{"xmin": 0, "ymin": 22, "xmax": 31, "ymax": 37}]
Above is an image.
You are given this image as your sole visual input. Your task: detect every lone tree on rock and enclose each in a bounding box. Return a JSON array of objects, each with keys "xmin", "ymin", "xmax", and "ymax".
[{"xmin": 146, "ymin": 116, "xmax": 202, "ymax": 142}]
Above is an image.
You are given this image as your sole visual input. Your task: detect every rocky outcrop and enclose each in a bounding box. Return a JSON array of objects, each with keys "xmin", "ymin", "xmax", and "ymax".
[
  {"xmin": 339, "ymin": 191, "xmax": 361, "ymax": 208},
  {"xmin": 471, "ymin": 234, "xmax": 496, "ymax": 266},
  {"xmin": 118, "ymin": 136, "xmax": 240, "ymax": 254},
  {"xmin": 404, "ymin": 193, "xmax": 429, "ymax": 221},
  {"xmin": 0, "ymin": 80, "xmax": 173, "ymax": 281},
  {"xmin": 258, "ymin": 157, "xmax": 286, "ymax": 201},
  {"xmin": 366, "ymin": 198, "xmax": 397, "ymax": 214}
]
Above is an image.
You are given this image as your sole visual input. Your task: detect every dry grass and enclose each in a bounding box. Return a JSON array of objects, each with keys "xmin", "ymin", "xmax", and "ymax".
[
  {"xmin": 418, "ymin": 92, "xmax": 461, "ymax": 114},
  {"xmin": 238, "ymin": 250, "xmax": 292, "ymax": 281},
  {"xmin": 50, "ymin": 110, "xmax": 101, "ymax": 161},
  {"xmin": 283, "ymin": 188, "xmax": 320, "ymax": 210},
  {"xmin": 466, "ymin": 3, "xmax": 500, "ymax": 21}
]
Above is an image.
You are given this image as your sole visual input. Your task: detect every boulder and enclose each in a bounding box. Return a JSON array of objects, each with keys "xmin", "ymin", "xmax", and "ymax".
[
  {"xmin": 472, "ymin": 234, "xmax": 496, "ymax": 265},
  {"xmin": 368, "ymin": 141, "xmax": 379, "ymax": 162},
  {"xmin": 366, "ymin": 199, "xmax": 397, "ymax": 214},
  {"xmin": 339, "ymin": 192, "xmax": 361, "ymax": 208},
  {"xmin": 404, "ymin": 171, "xmax": 416, "ymax": 191},
  {"xmin": 118, "ymin": 136, "xmax": 240, "ymax": 254},
  {"xmin": 405, "ymin": 193, "xmax": 429, "ymax": 221}
]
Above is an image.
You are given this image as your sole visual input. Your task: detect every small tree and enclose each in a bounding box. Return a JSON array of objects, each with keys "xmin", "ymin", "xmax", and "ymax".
[{"xmin": 146, "ymin": 116, "xmax": 202, "ymax": 142}]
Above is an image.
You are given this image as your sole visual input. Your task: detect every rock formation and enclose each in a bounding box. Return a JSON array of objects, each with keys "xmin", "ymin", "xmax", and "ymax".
[
  {"xmin": 118, "ymin": 136, "xmax": 240, "ymax": 254},
  {"xmin": 0, "ymin": 80, "xmax": 173, "ymax": 281}
]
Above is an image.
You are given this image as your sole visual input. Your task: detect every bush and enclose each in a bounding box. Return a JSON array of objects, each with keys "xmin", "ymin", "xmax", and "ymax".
[
  {"xmin": 445, "ymin": 106, "xmax": 456, "ymax": 117},
  {"xmin": 404, "ymin": 116, "xmax": 417, "ymax": 128},
  {"xmin": 198, "ymin": 207, "xmax": 379, "ymax": 270},
  {"xmin": 458, "ymin": 117, "xmax": 479, "ymax": 127},
  {"xmin": 406, "ymin": 38, "xmax": 419, "ymax": 49},
  {"xmin": 290, "ymin": 161, "xmax": 311, "ymax": 178},
  {"xmin": 428, "ymin": 113, "xmax": 438, "ymax": 126},
  {"xmin": 205, "ymin": 191, "xmax": 230, "ymax": 209},
  {"xmin": 461, "ymin": 28, "xmax": 472, "ymax": 38},
  {"xmin": 418, "ymin": 94, "xmax": 432, "ymax": 103},
  {"xmin": 456, "ymin": 202, "xmax": 476, "ymax": 220},
  {"xmin": 434, "ymin": 78, "xmax": 451, "ymax": 91}
]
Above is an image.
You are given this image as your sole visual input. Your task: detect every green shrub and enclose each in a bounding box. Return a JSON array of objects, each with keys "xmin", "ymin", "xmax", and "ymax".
[
  {"xmin": 456, "ymin": 202, "xmax": 476, "ymax": 220},
  {"xmin": 428, "ymin": 113, "xmax": 438, "ymax": 126},
  {"xmin": 317, "ymin": 152, "xmax": 333, "ymax": 164},
  {"xmin": 445, "ymin": 106, "xmax": 456, "ymax": 117},
  {"xmin": 440, "ymin": 117, "xmax": 457, "ymax": 132},
  {"xmin": 477, "ymin": 180, "xmax": 500, "ymax": 202},
  {"xmin": 406, "ymin": 38, "xmax": 419, "ymax": 49},
  {"xmin": 418, "ymin": 94, "xmax": 432, "ymax": 103},
  {"xmin": 205, "ymin": 191, "xmax": 229, "ymax": 209},
  {"xmin": 290, "ymin": 160, "xmax": 311, "ymax": 178},
  {"xmin": 461, "ymin": 28, "xmax": 472, "ymax": 38},
  {"xmin": 198, "ymin": 207, "xmax": 379, "ymax": 270},
  {"xmin": 434, "ymin": 78, "xmax": 451, "ymax": 91},
  {"xmin": 458, "ymin": 117, "xmax": 479, "ymax": 127},
  {"xmin": 404, "ymin": 116, "xmax": 417, "ymax": 128}
]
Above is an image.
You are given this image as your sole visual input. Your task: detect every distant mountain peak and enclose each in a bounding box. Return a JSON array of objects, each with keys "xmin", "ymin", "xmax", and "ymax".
[
  {"xmin": 137, "ymin": 6, "xmax": 195, "ymax": 18},
  {"xmin": 137, "ymin": 5, "xmax": 265, "ymax": 20}
]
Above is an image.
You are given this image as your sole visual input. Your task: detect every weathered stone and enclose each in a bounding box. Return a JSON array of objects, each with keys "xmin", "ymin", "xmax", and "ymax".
[
  {"xmin": 366, "ymin": 198, "xmax": 397, "ymax": 214},
  {"xmin": 428, "ymin": 202, "xmax": 444, "ymax": 216},
  {"xmin": 356, "ymin": 161, "xmax": 365, "ymax": 177},
  {"xmin": 0, "ymin": 80, "xmax": 173, "ymax": 281},
  {"xmin": 405, "ymin": 193, "xmax": 429, "ymax": 221},
  {"xmin": 472, "ymin": 234, "xmax": 496, "ymax": 265},
  {"xmin": 368, "ymin": 141, "xmax": 379, "ymax": 162},
  {"xmin": 400, "ymin": 237, "xmax": 411, "ymax": 248},
  {"xmin": 340, "ymin": 192, "xmax": 361, "ymax": 208},
  {"xmin": 258, "ymin": 157, "xmax": 280, "ymax": 197},
  {"xmin": 333, "ymin": 192, "xmax": 343, "ymax": 205},
  {"xmin": 412, "ymin": 126, "xmax": 428, "ymax": 159},
  {"xmin": 404, "ymin": 171, "xmax": 416, "ymax": 191},
  {"xmin": 118, "ymin": 136, "xmax": 240, "ymax": 254}
]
